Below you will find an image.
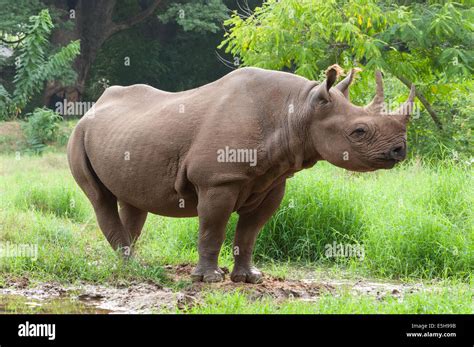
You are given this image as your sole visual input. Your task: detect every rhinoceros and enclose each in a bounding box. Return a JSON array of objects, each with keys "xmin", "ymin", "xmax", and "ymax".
[{"xmin": 67, "ymin": 65, "xmax": 415, "ymax": 283}]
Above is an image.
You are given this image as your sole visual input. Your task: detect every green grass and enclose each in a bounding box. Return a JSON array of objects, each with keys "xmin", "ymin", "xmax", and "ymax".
[{"xmin": 174, "ymin": 286, "xmax": 473, "ymax": 314}]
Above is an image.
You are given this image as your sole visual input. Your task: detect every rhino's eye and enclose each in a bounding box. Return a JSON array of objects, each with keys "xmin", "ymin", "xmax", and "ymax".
[{"xmin": 351, "ymin": 127, "xmax": 366, "ymax": 136}]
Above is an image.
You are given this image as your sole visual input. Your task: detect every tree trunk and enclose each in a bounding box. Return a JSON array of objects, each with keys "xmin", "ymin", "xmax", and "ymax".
[
  {"xmin": 43, "ymin": 0, "xmax": 162, "ymax": 107},
  {"xmin": 396, "ymin": 75, "xmax": 443, "ymax": 130},
  {"xmin": 74, "ymin": 0, "xmax": 117, "ymax": 95}
]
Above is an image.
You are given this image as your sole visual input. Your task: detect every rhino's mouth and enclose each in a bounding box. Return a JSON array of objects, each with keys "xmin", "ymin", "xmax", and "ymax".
[
  {"xmin": 383, "ymin": 159, "xmax": 398, "ymax": 169},
  {"xmin": 369, "ymin": 156, "xmax": 401, "ymax": 170},
  {"xmin": 380, "ymin": 157, "xmax": 404, "ymax": 169}
]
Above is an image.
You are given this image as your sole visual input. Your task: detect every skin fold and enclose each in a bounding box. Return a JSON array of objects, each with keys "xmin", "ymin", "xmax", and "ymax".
[{"xmin": 67, "ymin": 65, "xmax": 415, "ymax": 283}]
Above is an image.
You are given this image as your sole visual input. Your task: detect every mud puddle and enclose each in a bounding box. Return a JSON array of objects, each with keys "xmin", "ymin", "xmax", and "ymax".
[
  {"xmin": 0, "ymin": 294, "xmax": 112, "ymax": 314},
  {"xmin": 0, "ymin": 265, "xmax": 427, "ymax": 313},
  {"xmin": 0, "ymin": 281, "xmax": 176, "ymax": 314}
]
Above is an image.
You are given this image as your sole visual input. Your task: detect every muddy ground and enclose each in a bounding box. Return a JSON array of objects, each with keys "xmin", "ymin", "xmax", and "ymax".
[{"xmin": 0, "ymin": 264, "xmax": 427, "ymax": 314}]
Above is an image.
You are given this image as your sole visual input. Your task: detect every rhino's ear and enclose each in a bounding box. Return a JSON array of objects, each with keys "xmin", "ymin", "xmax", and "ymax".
[{"xmin": 312, "ymin": 64, "xmax": 343, "ymax": 103}]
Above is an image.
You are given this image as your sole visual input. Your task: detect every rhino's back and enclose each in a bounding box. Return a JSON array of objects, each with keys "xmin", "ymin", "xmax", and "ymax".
[{"xmin": 88, "ymin": 67, "xmax": 309, "ymax": 125}]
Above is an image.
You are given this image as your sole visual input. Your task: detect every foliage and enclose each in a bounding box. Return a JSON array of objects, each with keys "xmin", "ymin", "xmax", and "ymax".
[
  {"xmin": 87, "ymin": 1, "xmax": 231, "ymax": 96},
  {"xmin": 21, "ymin": 107, "xmax": 62, "ymax": 153},
  {"xmin": 155, "ymin": 30, "xmax": 233, "ymax": 91},
  {"xmin": 84, "ymin": 27, "xmax": 165, "ymax": 100},
  {"xmin": 409, "ymin": 81, "xmax": 474, "ymax": 159},
  {"xmin": 0, "ymin": 0, "xmax": 43, "ymax": 35},
  {"xmin": 219, "ymin": 0, "xmax": 474, "ymax": 157},
  {"xmin": 220, "ymin": 0, "xmax": 472, "ymax": 80},
  {"xmin": 0, "ymin": 9, "xmax": 80, "ymax": 120},
  {"xmin": 158, "ymin": 0, "xmax": 229, "ymax": 33}
]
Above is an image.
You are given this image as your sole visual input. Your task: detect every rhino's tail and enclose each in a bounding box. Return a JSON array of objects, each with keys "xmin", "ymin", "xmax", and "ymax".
[{"xmin": 67, "ymin": 122, "xmax": 108, "ymax": 203}]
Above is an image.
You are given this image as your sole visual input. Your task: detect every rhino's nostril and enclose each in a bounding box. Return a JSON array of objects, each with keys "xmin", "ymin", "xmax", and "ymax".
[
  {"xmin": 393, "ymin": 146, "xmax": 402, "ymax": 154},
  {"xmin": 389, "ymin": 145, "xmax": 405, "ymax": 160}
]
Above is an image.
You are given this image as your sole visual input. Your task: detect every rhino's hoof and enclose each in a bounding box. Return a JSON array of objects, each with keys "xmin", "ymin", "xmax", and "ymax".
[
  {"xmin": 230, "ymin": 266, "xmax": 263, "ymax": 284},
  {"xmin": 191, "ymin": 267, "xmax": 225, "ymax": 283}
]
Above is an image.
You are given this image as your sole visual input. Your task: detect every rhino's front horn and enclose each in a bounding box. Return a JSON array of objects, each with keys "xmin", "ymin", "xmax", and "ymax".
[
  {"xmin": 388, "ymin": 84, "xmax": 416, "ymax": 123},
  {"xmin": 364, "ymin": 70, "xmax": 384, "ymax": 114}
]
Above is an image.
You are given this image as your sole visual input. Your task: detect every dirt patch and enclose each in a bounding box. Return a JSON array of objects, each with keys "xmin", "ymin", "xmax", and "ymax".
[
  {"xmin": 76, "ymin": 283, "xmax": 178, "ymax": 313},
  {"xmin": 170, "ymin": 263, "xmax": 335, "ymax": 302},
  {"xmin": 0, "ymin": 121, "xmax": 24, "ymax": 138},
  {"xmin": 314, "ymin": 278, "xmax": 427, "ymax": 300},
  {"xmin": 0, "ymin": 264, "xmax": 429, "ymax": 314}
]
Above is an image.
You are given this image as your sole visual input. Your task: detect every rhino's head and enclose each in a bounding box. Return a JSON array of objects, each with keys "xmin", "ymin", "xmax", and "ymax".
[{"xmin": 307, "ymin": 65, "xmax": 415, "ymax": 172}]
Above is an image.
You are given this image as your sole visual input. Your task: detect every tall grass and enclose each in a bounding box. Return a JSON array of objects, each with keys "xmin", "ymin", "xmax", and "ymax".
[{"xmin": 254, "ymin": 159, "xmax": 473, "ymax": 279}]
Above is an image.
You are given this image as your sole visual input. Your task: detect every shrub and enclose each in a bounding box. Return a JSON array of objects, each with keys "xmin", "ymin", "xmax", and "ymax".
[{"xmin": 22, "ymin": 107, "xmax": 62, "ymax": 152}]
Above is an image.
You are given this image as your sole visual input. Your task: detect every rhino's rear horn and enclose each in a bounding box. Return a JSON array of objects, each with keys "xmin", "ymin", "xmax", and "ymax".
[{"xmin": 388, "ymin": 84, "xmax": 416, "ymax": 123}]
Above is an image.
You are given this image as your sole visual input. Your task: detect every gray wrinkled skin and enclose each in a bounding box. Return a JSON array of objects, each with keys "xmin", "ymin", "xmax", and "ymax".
[{"xmin": 67, "ymin": 65, "xmax": 415, "ymax": 283}]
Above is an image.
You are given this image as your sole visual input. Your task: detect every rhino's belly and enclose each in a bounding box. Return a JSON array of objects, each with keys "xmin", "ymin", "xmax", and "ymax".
[
  {"xmin": 92, "ymin": 160, "xmax": 199, "ymax": 217},
  {"xmin": 120, "ymin": 189, "xmax": 199, "ymax": 218}
]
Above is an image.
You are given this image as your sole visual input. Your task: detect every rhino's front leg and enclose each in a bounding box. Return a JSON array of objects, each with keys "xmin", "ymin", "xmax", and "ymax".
[
  {"xmin": 191, "ymin": 186, "xmax": 238, "ymax": 283},
  {"xmin": 231, "ymin": 183, "xmax": 286, "ymax": 284}
]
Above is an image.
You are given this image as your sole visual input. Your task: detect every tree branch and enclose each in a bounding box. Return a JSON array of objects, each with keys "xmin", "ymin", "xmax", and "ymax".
[
  {"xmin": 0, "ymin": 35, "xmax": 27, "ymax": 44},
  {"xmin": 107, "ymin": 0, "xmax": 162, "ymax": 37},
  {"xmin": 396, "ymin": 75, "xmax": 443, "ymax": 130}
]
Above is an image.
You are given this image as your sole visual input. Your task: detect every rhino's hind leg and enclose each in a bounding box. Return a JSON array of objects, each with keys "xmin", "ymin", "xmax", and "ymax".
[
  {"xmin": 231, "ymin": 183, "xmax": 286, "ymax": 284},
  {"xmin": 118, "ymin": 201, "xmax": 148, "ymax": 245},
  {"xmin": 67, "ymin": 126, "xmax": 132, "ymax": 256},
  {"xmin": 191, "ymin": 186, "xmax": 238, "ymax": 283}
]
